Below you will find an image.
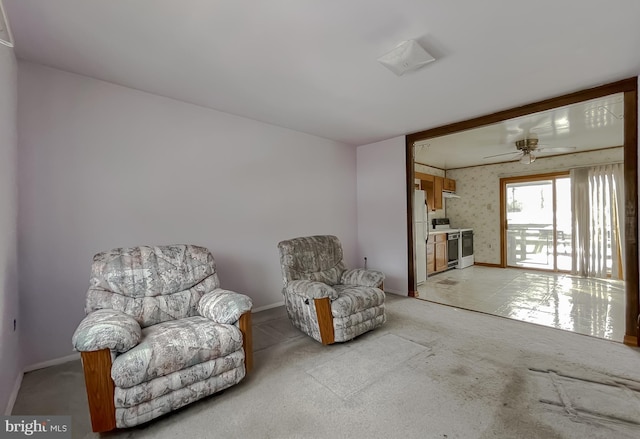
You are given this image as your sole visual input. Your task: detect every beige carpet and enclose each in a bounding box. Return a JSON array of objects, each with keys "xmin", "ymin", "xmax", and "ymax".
[{"xmin": 11, "ymin": 295, "xmax": 640, "ymax": 438}]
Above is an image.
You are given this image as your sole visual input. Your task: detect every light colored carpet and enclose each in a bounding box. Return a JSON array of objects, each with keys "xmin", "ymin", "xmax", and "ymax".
[
  {"xmin": 306, "ymin": 333, "xmax": 428, "ymax": 399},
  {"xmin": 11, "ymin": 295, "xmax": 640, "ymax": 438}
]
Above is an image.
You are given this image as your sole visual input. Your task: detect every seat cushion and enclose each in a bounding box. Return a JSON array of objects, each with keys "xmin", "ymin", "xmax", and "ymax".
[
  {"xmin": 331, "ymin": 285, "xmax": 385, "ymax": 318},
  {"xmin": 114, "ymin": 350, "xmax": 245, "ymax": 408},
  {"xmin": 111, "ymin": 316, "xmax": 243, "ymax": 388}
]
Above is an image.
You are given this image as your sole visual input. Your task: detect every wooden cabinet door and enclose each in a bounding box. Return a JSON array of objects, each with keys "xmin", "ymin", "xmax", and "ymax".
[
  {"xmin": 422, "ymin": 182, "xmax": 436, "ymax": 211},
  {"xmin": 414, "ymin": 172, "xmax": 448, "ymax": 211},
  {"xmin": 434, "ymin": 234, "xmax": 447, "ymax": 272},
  {"xmin": 444, "ymin": 178, "xmax": 456, "ymax": 192},
  {"xmin": 433, "ymin": 177, "xmax": 443, "ymax": 210},
  {"xmin": 426, "ymin": 240, "xmax": 435, "ymax": 274}
]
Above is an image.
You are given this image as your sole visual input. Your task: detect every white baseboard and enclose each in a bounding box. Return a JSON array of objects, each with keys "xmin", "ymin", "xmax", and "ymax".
[
  {"xmin": 23, "ymin": 352, "xmax": 81, "ymax": 373},
  {"xmin": 4, "ymin": 371, "xmax": 23, "ymax": 415},
  {"xmin": 253, "ymin": 301, "xmax": 285, "ymax": 313},
  {"xmin": 384, "ymin": 289, "xmax": 407, "ymax": 296},
  {"xmin": 5, "ymin": 353, "xmax": 81, "ymax": 415}
]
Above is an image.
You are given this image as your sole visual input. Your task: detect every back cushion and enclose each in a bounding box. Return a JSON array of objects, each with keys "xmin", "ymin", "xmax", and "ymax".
[
  {"xmin": 86, "ymin": 245, "xmax": 220, "ymax": 327},
  {"xmin": 278, "ymin": 235, "xmax": 347, "ymax": 286}
]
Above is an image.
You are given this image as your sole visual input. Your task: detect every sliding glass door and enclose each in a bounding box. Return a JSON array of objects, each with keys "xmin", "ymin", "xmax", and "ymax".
[{"xmin": 503, "ymin": 173, "xmax": 571, "ymax": 271}]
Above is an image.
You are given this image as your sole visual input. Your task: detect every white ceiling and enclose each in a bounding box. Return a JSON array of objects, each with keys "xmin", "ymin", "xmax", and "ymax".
[
  {"xmin": 415, "ymin": 93, "xmax": 625, "ymax": 169},
  {"xmin": 4, "ymin": 1, "xmax": 640, "ymax": 146}
]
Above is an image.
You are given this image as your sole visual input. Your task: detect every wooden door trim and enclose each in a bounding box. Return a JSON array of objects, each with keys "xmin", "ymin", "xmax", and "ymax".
[
  {"xmin": 624, "ymin": 88, "xmax": 638, "ymax": 342},
  {"xmin": 406, "ymin": 139, "xmax": 416, "ymax": 297}
]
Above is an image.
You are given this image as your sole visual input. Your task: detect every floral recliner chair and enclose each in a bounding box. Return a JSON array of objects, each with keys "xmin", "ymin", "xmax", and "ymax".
[
  {"xmin": 277, "ymin": 235, "xmax": 386, "ymax": 344},
  {"xmin": 72, "ymin": 245, "xmax": 253, "ymax": 432}
]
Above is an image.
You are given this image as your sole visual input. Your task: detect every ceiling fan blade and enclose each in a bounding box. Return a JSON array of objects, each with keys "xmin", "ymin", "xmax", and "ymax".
[
  {"xmin": 537, "ymin": 146, "xmax": 577, "ymax": 153},
  {"xmin": 483, "ymin": 151, "xmax": 522, "ymax": 159}
]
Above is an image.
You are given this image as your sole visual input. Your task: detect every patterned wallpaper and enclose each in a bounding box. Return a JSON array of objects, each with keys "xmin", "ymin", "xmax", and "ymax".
[{"xmin": 444, "ymin": 148, "xmax": 623, "ymax": 264}]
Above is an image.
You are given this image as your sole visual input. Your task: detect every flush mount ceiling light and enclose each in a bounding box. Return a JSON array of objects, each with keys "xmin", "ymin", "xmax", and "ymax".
[{"xmin": 377, "ymin": 40, "xmax": 435, "ymax": 76}]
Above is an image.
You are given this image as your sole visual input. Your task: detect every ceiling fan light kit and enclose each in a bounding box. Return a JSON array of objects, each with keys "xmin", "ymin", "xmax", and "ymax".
[
  {"xmin": 515, "ymin": 138, "xmax": 539, "ymax": 150},
  {"xmin": 519, "ymin": 152, "xmax": 536, "ymax": 164},
  {"xmin": 483, "ymin": 136, "xmax": 576, "ymax": 164},
  {"xmin": 377, "ymin": 40, "xmax": 435, "ymax": 76}
]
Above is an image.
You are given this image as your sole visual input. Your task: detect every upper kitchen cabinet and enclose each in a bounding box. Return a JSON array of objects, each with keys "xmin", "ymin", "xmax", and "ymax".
[
  {"xmin": 444, "ymin": 178, "xmax": 456, "ymax": 192},
  {"xmin": 416, "ymin": 172, "xmax": 455, "ymax": 211},
  {"xmin": 433, "ymin": 176, "xmax": 443, "ymax": 210}
]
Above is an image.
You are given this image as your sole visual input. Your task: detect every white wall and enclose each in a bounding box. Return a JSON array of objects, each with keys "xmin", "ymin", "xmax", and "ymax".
[
  {"xmin": 356, "ymin": 136, "xmax": 407, "ymax": 295},
  {"xmin": 446, "ymin": 148, "xmax": 624, "ymax": 264},
  {"xmin": 17, "ymin": 62, "xmax": 358, "ymax": 365},
  {"xmin": 0, "ymin": 44, "xmax": 19, "ymax": 412}
]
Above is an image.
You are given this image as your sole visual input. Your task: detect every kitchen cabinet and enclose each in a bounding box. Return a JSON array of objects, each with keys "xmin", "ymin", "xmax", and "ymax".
[
  {"xmin": 444, "ymin": 178, "xmax": 456, "ymax": 192},
  {"xmin": 433, "ymin": 177, "xmax": 443, "ymax": 210},
  {"xmin": 434, "ymin": 234, "xmax": 448, "ymax": 272},
  {"xmin": 426, "ymin": 238, "xmax": 435, "ymax": 274},
  {"xmin": 415, "ymin": 172, "xmax": 455, "ymax": 211},
  {"xmin": 427, "ymin": 233, "xmax": 448, "ymax": 275}
]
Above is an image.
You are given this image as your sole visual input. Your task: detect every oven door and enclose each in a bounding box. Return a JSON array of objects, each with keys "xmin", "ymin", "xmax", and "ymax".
[
  {"xmin": 458, "ymin": 230, "xmax": 474, "ymax": 269},
  {"xmin": 447, "ymin": 232, "xmax": 459, "ymax": 268},
  {"xmin": 462, "ymin": 230, "xmax": 473, "ymax": 257}
]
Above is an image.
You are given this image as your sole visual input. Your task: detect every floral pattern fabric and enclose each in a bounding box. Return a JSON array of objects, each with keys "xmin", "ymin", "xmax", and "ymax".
[
  {"xmin": 197, "ymin": 289, "xmax": 253, "ymax": 324},
  {"xmin": 341, "ymin": 268, "xmax": 385, "ymax": 287},
  {"xmin": 277, "ymin": 235, "xmax": 386, "ymax": 344},
  {"xmin": 330, "ymin": 285, "xmax": 385, "ymax": 317},
  {"xmin": 72, "ymin": 309, "xmax": 141, "ymax": 353},
  {"xmin": 115, "ymin": 366, "xmax": 245, "ymax": 428},
  {"xmin": 90, "ymin": 245, "xmax": 218, "ymax": 297},
  {"xmin": 111, "ymin": 316, "xmax": 243, "ymax": 388},
  {"xmin": 284, "ymin": 280, "xmax": 338, "ymax": 300},
  {"xmin": 283, "ymin": 292, "xmax": 323, "ymax": 342},
  {"xmin": 85, "ymin": 275, "xmax": 219, "ymax": 328},
  {"xmin": 72, "ymin": 244, "xmax": 253, "ymax": 429},
  {"xmin": 86, "ymin": 245, "xmax": 221, "ymax": 328},
  {"xmin": 278, "ymin": 235, "xmax": 347, "ymax": 286},
  {"xmin": 334, "ymin": 312, "xmax": 386, "ymax": 342},
  {"xmin": 114, "ymin": 350, "xmax": 245, "ymax": 408}
]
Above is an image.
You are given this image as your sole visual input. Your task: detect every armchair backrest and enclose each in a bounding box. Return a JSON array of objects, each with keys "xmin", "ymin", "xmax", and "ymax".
[
  {"xmin": 85, "ymin": 245, "xmax": 220, "ymax": 327},
  {"xmin": 277, "ymin": 235, "xmax": 347, "ymax": 287}
]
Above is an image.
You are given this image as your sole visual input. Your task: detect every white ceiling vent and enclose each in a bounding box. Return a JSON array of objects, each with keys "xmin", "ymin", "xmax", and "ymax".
[
  {"xmin": 378, "ymin": 40, "xmax": 435, "ymax": 76},
  {"xmin": 0, "ymin": 0, "xmax": 14, "ymax": 47}
]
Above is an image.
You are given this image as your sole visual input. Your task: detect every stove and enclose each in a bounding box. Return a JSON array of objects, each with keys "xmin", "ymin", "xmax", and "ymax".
[
  {"xmin": 430, "ymin": 218, "xmax": 474, "ymax": 269},
  {"xmin": 431, "ymin": 218, "xmax": 453, "ymax": 230}
]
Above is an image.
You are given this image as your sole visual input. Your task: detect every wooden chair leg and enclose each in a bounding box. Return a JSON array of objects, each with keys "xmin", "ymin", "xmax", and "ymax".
[
  {"xmin": 314, "ymin": 297, "xmax": 335, "ymax": 345},
  {"xmin": 80, "ymin": 349, "xmax": 116, "ymax": 432},
  {"xmin": 239, "ymin": 312, "xmax": 253, "ymax": 373}
]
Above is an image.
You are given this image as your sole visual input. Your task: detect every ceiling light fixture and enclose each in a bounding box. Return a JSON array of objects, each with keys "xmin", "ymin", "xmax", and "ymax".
[
  {"xmin": 519, "ymin": 151, "xmax": 536, "ymax": 165},
  {"xmin": 377, "ymin": 40, "xmax": 435, "ymax": 76}
]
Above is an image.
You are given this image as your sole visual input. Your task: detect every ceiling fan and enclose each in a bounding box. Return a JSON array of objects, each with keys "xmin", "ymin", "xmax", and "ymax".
[{"xmin": 483, "ymin": 137, "xmax": 576, "ymax": 164}]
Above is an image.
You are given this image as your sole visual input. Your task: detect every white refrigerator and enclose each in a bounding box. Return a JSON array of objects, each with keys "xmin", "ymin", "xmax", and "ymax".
[{"xmin": 414, "ymin": 190, "xmax": 428, "ymax": 284}]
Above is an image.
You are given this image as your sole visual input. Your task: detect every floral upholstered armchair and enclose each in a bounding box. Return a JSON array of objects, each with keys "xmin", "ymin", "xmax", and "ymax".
[
  {"xmin": 277, "ymin": 235, "xmax": 386, "ymax": 344},
  {"xmin": 72, "ymin": 245, "xmax": 253, "ymax": 432}
]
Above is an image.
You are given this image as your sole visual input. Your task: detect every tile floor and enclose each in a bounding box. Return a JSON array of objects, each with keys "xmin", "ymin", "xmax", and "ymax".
[{"xmin": 416, "ymin": 266, "xmax": 626, "ymax": 342}]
